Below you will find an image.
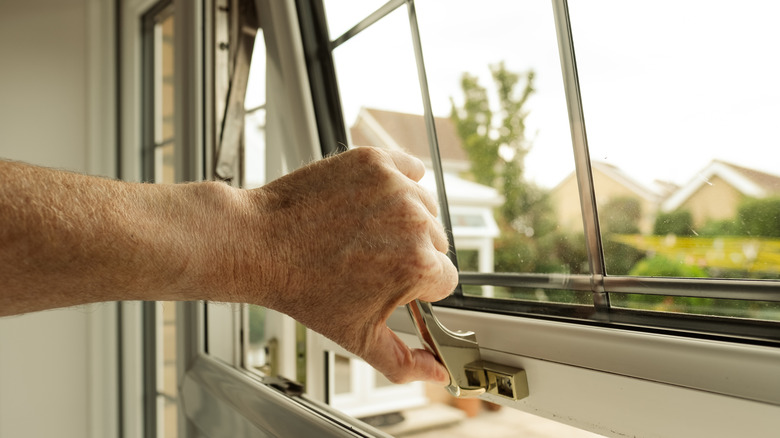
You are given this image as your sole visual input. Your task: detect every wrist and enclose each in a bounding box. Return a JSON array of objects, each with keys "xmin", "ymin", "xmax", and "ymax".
[{"xmin": 176, "ymin": 181, "xmax": 274, "ymax": 306}]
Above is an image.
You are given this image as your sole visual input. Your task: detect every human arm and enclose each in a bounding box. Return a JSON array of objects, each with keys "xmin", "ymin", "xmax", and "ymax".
[{"xmin": 0, "ymin": 147, "xmax": 457, "ymax": 384}]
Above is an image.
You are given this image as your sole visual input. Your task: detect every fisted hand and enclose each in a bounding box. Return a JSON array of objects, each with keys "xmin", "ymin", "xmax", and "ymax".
[{"xmin": 225, "ymin": 147, "xmax": 457, "ymax": 384}]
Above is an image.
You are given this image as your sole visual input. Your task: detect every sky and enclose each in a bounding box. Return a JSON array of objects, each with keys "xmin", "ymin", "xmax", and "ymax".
[
  {"xmin": 245, "ymin": 1, "xmax": 780, "ymax": 190},
  {"xmin": 318, "ymin": 0, "xmax": 780, "ymax": 190}
]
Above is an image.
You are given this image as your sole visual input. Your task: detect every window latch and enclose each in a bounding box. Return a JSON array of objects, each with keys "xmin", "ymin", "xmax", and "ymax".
[{"xmin": 406, "ymin": 300, "xmax": 529, "ymax": 400}]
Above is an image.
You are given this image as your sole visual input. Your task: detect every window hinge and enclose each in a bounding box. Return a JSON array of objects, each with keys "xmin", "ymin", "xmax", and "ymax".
[{"xmin": 406, "ymin": 300, "xmax": 529, "ymax": 400}]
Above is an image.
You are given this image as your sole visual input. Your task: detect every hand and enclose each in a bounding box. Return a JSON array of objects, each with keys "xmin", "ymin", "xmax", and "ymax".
[{"xmin": 227, "ymin": 147, "xmax": 458, "ymax": 384}]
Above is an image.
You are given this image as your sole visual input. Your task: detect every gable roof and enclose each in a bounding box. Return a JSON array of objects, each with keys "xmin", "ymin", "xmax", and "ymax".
[
  {"xmin": 662, "ymin": 160, "xmax": 780, "ymax": 212},
  {"xmin": 349, "ymin": 107, "xmax": 469, "ymax": 168},
  {"xmin": 592, "ymin": 161, "xmax": 662, "ymax": 202},
  {"xmin": 551, "ymin": 161, "xmax": 661, "ymax": 203}
]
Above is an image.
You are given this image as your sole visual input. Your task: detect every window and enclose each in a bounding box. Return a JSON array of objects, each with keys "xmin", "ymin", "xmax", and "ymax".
[
  {"xmin": 136, "ymin": 1, "xmax": 780, "ymax": 437},
  {"xmin": 313, "ymin": 0, "xmax": 780, "ymax": 339},
  {"xmin": 297, "ymin": 0, "xmax": 780, "ymax": 435}
]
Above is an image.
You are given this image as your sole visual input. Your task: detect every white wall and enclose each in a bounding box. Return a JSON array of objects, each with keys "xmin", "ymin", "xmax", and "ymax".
[{"xmin": 0, "ymin": 1, "xmax": 117, "ymax": 437}]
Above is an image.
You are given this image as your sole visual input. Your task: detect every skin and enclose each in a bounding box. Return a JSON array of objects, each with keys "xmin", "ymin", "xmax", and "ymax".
[{"xmin": 0, "ymin": 147, "xmax": 457, "ymax": 384}]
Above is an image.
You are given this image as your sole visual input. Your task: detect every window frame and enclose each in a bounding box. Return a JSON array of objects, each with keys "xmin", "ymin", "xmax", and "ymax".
[{"xmin": 299, "ymin": 0, "xmax": 780, "ymax": 435}]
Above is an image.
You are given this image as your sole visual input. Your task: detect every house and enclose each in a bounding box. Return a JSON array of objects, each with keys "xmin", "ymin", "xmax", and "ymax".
[
  {"xmin": 662, "ymin": 160, "xmax": 780, "ymax": 227},
  {"xmin": 550, "ymin": 161, "xmax": 663, "ymax": 234},
  {"xmin": 349, "ymin": 107, "xmax": 470, "ymax": 173}
]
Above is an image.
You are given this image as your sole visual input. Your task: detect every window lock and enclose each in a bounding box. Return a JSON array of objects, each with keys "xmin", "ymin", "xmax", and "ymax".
[{"xmin": 407, "ymin": 300, "xmax": 529, "ymax": 400}]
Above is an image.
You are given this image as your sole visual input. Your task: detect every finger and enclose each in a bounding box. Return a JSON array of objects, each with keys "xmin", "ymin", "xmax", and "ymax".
[
  {"xmin": 413, "ymin": 184, "xmax": 439, "ymax": 218},
  {"xmin": 429, "ymin": 218, "xmax": 450, "ymax": 254},
  {"xmin": 364, "ymin": 326, "xmax": 450, "ymax": 385},
  {"xmin": 416, "ymin": 250, "xmax": 458, "ymax": 303},
  {"xmin": 385, "ymin": 149, "xmax": 426, "ymax": 182}
]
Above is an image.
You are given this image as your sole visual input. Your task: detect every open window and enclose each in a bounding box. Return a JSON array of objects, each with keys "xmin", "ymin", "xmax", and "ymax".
[{"xmin": 123, "ymin": 0, "xmax": 780, "ymax": 437}]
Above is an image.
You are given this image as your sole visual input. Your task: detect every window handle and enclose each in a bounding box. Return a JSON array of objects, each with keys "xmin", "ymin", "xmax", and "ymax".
[
  {"xmin": 406, "ymin": 300, "xmax": 486, "ymax": 397},
  {"xmin": 406, "ymin": 300, "xmax": 530, "ymax": 400}
]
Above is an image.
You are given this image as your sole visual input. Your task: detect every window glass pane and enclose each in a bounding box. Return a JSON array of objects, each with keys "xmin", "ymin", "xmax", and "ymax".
[
  {"xmin": 322, "ymin": 4, "xmax": 605, "ymax": 437},
  {"xmin": 332, "ymin": 1, "xmax": 590, "ymax": 306},
  {"xmin": 242, "ymin": 30, "xmax": 271, "ymax": 373},
  {"xmin": 610, "ymin": 293, "xmax": 780, "ymax": 321},
  {"xmin": 244, "ymin": 31, "xmax": 266, "ymax": 188},
  {"xmin": 155, "ymin": 11, "xmax": 175, "ymax": 184},
  {"xmin": 334, "ymin": 354, "xmax": 352, "ymax": 395},
  {"xmin": 569, "ymin": 0, "xmax": 780, "ymax": 280},
  {"xmin": 246, "ymin": 305, "xmax": 268, "ymax": 371},
  {"xmin": 414, "ymin": 0, "xmax": 589, "ymax": 302},
  {"xmin": 159, "ymin": 302, "xmax": 178, "ymax": 438},
  {"xmin": 322, "ymin": 0, "xmax": 389, "ymax": 41}
]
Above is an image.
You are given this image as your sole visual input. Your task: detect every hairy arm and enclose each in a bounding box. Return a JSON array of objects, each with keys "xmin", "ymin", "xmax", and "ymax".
[{"xmin": 0, "ymin": 147, "xmax": 457, "ymax": 384}]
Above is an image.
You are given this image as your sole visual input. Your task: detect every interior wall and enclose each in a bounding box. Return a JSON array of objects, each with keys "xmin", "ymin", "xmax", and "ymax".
[{"xmin": 0, "ymin": 1, "xmax": 115, "ymax": 437}]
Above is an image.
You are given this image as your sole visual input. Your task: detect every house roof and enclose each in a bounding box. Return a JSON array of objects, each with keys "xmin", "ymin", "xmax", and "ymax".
[
  {"xmin": 551, "ymin": 161, "xmax": 661, "ymax": 203},
  {"xmin": 349, "ymin": 107, "xmax": 469, "ymax": 166},
  {"xmin": 662, "ymin": 159, "xmax": 780, "ymax": 212}
]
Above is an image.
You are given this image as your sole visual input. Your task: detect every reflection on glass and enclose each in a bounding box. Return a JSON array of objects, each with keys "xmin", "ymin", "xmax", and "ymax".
[
  {"xmin": 568, "ymin": 1, "xmax": 780, "ymax": 281},
  {"xmin": 611, "ymin": 293, "xmax": 780, "ymax": 322},
  {"xmin": 333, "ymin": 1, "xmax": 589, "ymax": 305}
]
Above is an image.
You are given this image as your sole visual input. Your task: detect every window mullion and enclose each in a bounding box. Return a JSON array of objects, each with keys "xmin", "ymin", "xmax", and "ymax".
[{"xmin": 551, "ymin": 0, "xmax": 608, "ymax": 312}]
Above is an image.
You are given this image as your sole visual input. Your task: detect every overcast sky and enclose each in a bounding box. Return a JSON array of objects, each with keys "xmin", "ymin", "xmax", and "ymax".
[
  {"xmin": 320, "ymin": 0, "xmax": 780, "ymax": 190},
  {"xmin": 246, "ymin": 1, "xmax": 780, "ymax": 190}
]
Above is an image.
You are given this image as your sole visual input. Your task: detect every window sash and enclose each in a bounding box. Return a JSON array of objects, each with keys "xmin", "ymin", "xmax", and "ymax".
[{"xmin": 310, "ymin": 0, "xmax": 780, "ymax": 343}]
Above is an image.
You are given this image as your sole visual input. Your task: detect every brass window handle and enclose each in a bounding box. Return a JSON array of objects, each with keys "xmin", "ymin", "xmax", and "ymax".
[{"xmin": 406, "ymin": 300, "xmax": 529, "ymax": 400}]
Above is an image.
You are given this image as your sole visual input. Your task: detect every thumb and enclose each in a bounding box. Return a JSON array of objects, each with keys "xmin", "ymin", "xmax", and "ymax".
[{"xmin": 363, "ymin": 326, "xmax": 450, "ymax": 385}]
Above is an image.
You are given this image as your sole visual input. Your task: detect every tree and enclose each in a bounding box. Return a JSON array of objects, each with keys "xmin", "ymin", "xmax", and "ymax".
[{"xmin": 451, "ymin": 63, "xmax": 569, "ymax": 275}]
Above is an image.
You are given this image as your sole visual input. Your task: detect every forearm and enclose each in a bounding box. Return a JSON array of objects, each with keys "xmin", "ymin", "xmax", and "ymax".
[
  {"xmin": 0, "ymin": 160, "xmax": 253, "ymax": 315},
  {"xmin": 1, "ymin": 149, "xmax": 456, "ymax": 385}
]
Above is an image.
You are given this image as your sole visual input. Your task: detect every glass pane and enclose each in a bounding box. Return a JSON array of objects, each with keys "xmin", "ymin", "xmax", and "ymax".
[
  {"xmin": 245, "ymin": 31, "xmax": 266, "ymax": 188},
  {"xmin": 334, "ymin": 355, "xmax": 352, "ymax": 395},
  {"xmin": 246, "ymin": 305, "xmax": 268, "ymax": 371},
  {"xmin": 322, "ymin": 4, "xmax": 604, "ymax": 437},
  {"xmin": 611, "ymin": 293, "xmax": 780, "ymax": 322},
  {"xmin": 155, "ymin": 11, "xmax": 175, "ymax": 184},
  {"xmin": 159, "ymin": 302, "xmax": 178, "ymax": 438},
  {"xmin": 332, "ymin": 1, "xmax": 590, "ymax": 306},
  {"xmin": 322, "ymin": 0, "xmax": 390, "ymax": 41},
  {"xmin": 569, "ymin": 1, "xmax": 780, "ymax": 279},
  {"xmin": 415, "ymin": 0, "xmax": 589, "ymax": 302}
]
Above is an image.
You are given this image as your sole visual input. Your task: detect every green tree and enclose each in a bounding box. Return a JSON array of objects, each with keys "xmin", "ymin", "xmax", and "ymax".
[
  {"xmin": 451, "ymin": 63, "xmax": 571, "ymax": 274},
  {"xmin": 450, "ymin": 62, "xmax": 536, "ymax": 224}
]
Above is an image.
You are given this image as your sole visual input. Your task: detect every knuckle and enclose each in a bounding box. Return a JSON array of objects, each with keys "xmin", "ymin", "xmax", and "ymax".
[{"xmin": 351, "ymin": 146, "xmax": 386, "ymax": 165}]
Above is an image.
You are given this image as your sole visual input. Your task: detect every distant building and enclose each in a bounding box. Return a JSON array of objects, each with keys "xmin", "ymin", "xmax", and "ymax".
[
  {"xmin": 662, "ymin": 160, "xmax": 780, "ymax": 227},
  {"xmin": 349, "ymin": 107, "xmax": 469, "ymax": 173},
  {"xmin": 550, "ymin": 161, "xmax": 663, "ymax": 234}
]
